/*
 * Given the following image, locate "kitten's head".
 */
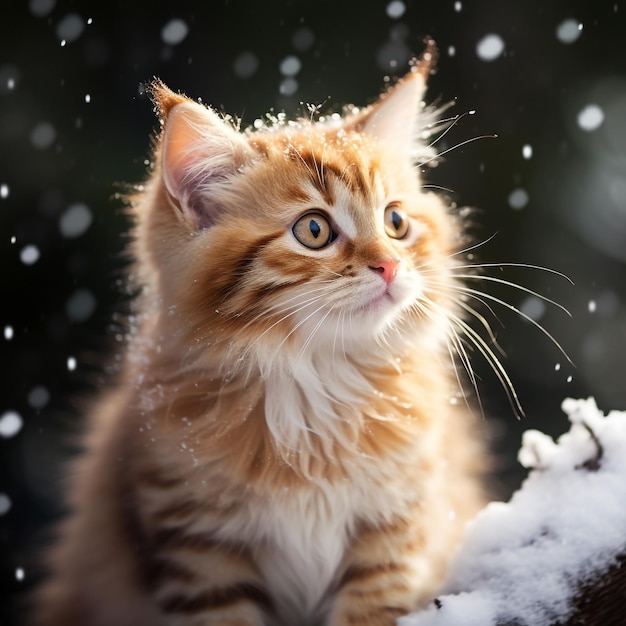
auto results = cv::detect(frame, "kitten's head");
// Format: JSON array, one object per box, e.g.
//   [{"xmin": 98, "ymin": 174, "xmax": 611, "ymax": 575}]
[{"xmin": 138, "ymin": 43, "xmax": 461, "ymax": 368}]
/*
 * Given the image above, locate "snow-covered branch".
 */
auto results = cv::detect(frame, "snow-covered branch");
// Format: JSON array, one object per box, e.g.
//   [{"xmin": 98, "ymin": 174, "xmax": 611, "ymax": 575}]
[{"xmin": 401, "ymin": 398, "xmax": 626, "ymax": 626}]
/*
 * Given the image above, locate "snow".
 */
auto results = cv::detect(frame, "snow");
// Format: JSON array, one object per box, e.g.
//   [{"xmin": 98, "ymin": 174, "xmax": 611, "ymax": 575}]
[
  {"xmin": 0, "ymin": 64, "xmax": 19, "ymax": 93},
  {"xmin": 19, "ymin": 244, "xmax": 40, "ymax": 265},
  {"xmin": 27, "ymin": 385, "xmax": 50, "ymax": 409},
  {"xmin": 522, "ymin": 144, "xmax": 533, "ymax": 159},
  {"xmin": 30, "ymin": 122, "xmax": 56, "ymax": 149},
  {"xmin": 376, "ymin": 24, "xmax": 411, "ymax": 71},
  {"xmin": 0, "ymin": 411, "xmax": 23, "ymax": 438},
  {"xmin": 476, "ymin": 34, "xmax": 505, "ymax": 61},
  {"xmin": 556, "ymin": 19, "xmax": 583, "ymax": 44},
  {"xmin": 279, "ymin": 56, "xmax": 302, "ymax": 77},
  {"xmin": 386, "ymin": 1, "xmax": 406, "ymax": 19},
  {"xmin": 65, "ymin": 288, "xmax": 97, "ymax": 322},
  {"xmin": 29, "ymin": 0, "xmax": 55, "ymax": 18},
  {"xmin": 518, "ymin": 295, "xmax": 546, "ymax": 321},
  {"xmin": 67, "ymin": 356, "xmax": 77, "ymax": 371},
  {"xmin": 0, "ymin": 493, "xmax": 11, "ymax": 515},
  {"xmin": 577, "ymin": 104, "xmax": 604, "ymax": 131},
  {"xmin": 400, "ymin": 398, "xmax": 626, "ymax": 626},
  {"xmin": 4, "ymin": 325, "xmax": 13, "ymax": 340},
  {"xmin": 279, "ymin": 78, "xmax": 298, "ymax": 96},
  {"xmin": 59, "ymin": 202, "xmax": 93, "ymax": 238},
  {"xmin": 507, "ymin": 187, "xmax": 529, "ymax": 210},
  {"xmin": 233, "ymin": 52, "xmax": 259, "ymax": 79},
  {"xmin": 161, "ymin": 19, "xmax": 189, "ymax": 46},
  {"xmin": 292, "ymin": 27, "xmax": 315, "ymax": 52},
  {"xmin": 55, "ymin": 13, "xmax": 85, "ymax": 44}
]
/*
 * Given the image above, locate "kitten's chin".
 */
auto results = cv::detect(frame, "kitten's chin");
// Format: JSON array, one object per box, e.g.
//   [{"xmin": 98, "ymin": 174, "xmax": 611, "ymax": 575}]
[
  {"xmin": 366, "ymin": 276, "xmax": 417, "ymax": 313},
  {"xmin": 350, "ymin": 281, "xmax": 418, "ymax": 335}
]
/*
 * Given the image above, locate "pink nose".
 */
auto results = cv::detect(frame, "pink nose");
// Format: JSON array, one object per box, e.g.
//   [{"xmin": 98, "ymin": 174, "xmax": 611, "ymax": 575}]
[{"xmin": 369, "ymin": 259, "xmax": 399, "ymax": 285}]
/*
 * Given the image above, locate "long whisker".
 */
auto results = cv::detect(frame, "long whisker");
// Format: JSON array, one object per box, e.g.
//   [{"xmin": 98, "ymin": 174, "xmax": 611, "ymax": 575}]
[
  {"xmin": 277, "ymin": 301, "xmax": 330, "ymax": 353},
  {"xmin": 341, "ymin": 308, "xmax": 349, "ymax": 367},
  {"xmin": 416, "ymin": 134, "xmax": 498, "ymax": 168},
  {"xmin": 450, "ymin": 263, "xmax": 574, "ymax": 285},
  {"xmin": 423, "ymin": 110, "xmax": 476, "ymax": 150},
  {"xmin": 446, "ymin": 325, "xmax": 484, "ymax": 417},
  {"xmin": 449, "ymin": 274, "xmax": 572, "ymax": 318},
  {"xmin": 457, "ymin": 285, "xmax": 574, "ymax": 365},
  {"xmin": 239, "ymin": 291, "xmax": 330, "ymax": 361},
  {"xmin": 417, "ymin": 234, "xmax": 500, "ymax": 269},
  {"xmin": 444, "ymin": 306, "xmax": 525, "ymax": 418},
  {"xmin": 455, "ymin": 299, "xmax": 504, "ymax": 352},
  {"xmin": 297, "ymin": 304, "xmax": 335, "ymax": 364},
  {"xmin": 240, "ymin": 290, "xmax": 327, "ymax": 333},
  {"xmin": 410, "ymin": 299, "xmax": 483, "ymax": 417},
  {"xmin": 421, "ymin": 111, "xmax": 461, "ymax": 130},
  {"xmin": 421, "ymin": 184, "xmax": 456, "ymax": 194},
  {"xmin": 332, "ymin": 306, "xmax": 350, "ymax": 371}
]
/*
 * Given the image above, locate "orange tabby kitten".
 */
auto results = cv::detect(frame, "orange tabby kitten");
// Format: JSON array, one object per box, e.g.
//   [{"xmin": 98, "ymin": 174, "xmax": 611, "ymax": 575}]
[{"xmin": 33, "ymin": 44, "xmax": 485, "ymax": 626}]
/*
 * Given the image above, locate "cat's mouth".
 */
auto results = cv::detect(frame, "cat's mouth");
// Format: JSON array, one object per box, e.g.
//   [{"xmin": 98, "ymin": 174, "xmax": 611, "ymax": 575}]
[
  {"xmin": 355, "ymin": 274, "xmax": 418, "ymax": 320},
  {"xmin": 368, "ymin": 286, "xmax": 394, "ymax": 309},
  {"xmin": 356, "ymin": 283, "xmax": 406, "ymax": 318}
]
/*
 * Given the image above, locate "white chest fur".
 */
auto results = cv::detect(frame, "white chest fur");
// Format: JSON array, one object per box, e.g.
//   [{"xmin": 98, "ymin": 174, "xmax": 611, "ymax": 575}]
[
  {"xmin": 213, "ymin": 448, "xmax": 416, "ymax": 625},
  {"xmin": 214, "ymin": 344, "xmax": 421, "ymax": 621},
  {"xmin": 256, "ymin": 483, "xmax": 354, "ymax": 620}
]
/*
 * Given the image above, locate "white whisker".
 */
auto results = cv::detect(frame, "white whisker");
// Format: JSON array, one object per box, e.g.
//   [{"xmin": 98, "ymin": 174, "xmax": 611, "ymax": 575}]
[
  {"xmin": 423, "ymin": 109, "xmax": 475, "ymax": 151},
  {"xmin": 421, "ymin": 184, "xmax": 455, "ymax": 194},
  {"xmin": 451, "ymin": 234, "xmax": 499, "ymax": 258},
  {"xmin": 416, "ymin": 134, "xmax": 498, "ymax": 168},
  {"xmin": 238, "ymin": 290, "xmax": 331, "ymax": 365},
  {"xmin": 332, "ymin": 306, "xmax": 346, "ymax": 372},
  {"xmin": 452, "ymin": 273, "xmax": 573, "ymax": 317},
  {"xmin": 411, "ymin": 299, "xmax": 483, "ymax": 417},
  {"xmin": 297, "ymin": 304, "xmax": 335, "ymax": 364},
  {"xmin": 277, "ymin": 301, "xmax": 330, "ymax": 353},
  {"xmin": 450, "ymin": 262, "xmax": 574, "ymax": 284},
  {"xmin": 455, "ymin": 285, "xmax": 573, "ymax": 365},
  {"xmin": 455, "ymin": 299, "xmax": 504, "ymax": 353},
  {"xmin": 444, "ymin": 306, "xmax": 525, "ymax": 418},
  {"xmin": 239, "ymin": 279, "xmax": 339, "ymax": 329}
]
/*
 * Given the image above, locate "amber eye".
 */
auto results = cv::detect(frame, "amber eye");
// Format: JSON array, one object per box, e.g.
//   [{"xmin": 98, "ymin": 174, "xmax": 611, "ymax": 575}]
[
  {"xmin": 384, "ymin": 204, "xmax": 410, "ymax": 239},
  {"xmin": 292, "ymin": 212, "xmax": 337, "ymax": 249}
]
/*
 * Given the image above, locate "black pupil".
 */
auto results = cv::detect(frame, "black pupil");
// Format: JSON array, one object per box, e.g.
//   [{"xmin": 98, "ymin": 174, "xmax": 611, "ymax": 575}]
[
  {"xmin": 391, "ymin": 211, "xmax": 401, "ymax": 230},
  {"xmin": 309, "ymin": 219, "xmax": 321, "ymax": 239}
]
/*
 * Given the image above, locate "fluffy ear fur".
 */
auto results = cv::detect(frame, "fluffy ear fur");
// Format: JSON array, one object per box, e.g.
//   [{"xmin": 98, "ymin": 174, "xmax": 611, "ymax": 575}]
[
  {"xmin": 150, "ymin": 81, "xmax": 252, "ymax": 229},
  {"xmin": 348, "ymin": 40, "xmax": 437, "ymax": 160}
]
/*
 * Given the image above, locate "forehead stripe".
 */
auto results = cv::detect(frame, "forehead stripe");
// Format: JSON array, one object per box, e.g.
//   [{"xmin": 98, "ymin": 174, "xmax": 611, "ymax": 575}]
[{"xmin": 290, "ymin": 146, "xmax": 373, "ymax": 203}]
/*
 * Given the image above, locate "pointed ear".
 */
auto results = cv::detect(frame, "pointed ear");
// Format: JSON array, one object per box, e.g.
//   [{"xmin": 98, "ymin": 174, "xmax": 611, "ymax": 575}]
[
  {"xmin": 348, "ymin": 41, "xmax": 437, "ymax": 159},
  {"xmin": 150, "ymin": 81, "xmax": 251, "ymax": 229}
]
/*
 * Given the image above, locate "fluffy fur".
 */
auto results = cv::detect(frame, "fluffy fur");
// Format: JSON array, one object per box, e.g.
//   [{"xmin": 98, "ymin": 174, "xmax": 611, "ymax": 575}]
[{"xmin": 33, "ymin": 43, "xmax": 486, "ymax": 626}]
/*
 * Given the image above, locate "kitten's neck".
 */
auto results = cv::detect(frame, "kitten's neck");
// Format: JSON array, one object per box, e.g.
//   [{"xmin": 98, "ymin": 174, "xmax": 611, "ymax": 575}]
[{"xmin": 128, "ymin": 308, "xmax": 445, "ymax": 480}]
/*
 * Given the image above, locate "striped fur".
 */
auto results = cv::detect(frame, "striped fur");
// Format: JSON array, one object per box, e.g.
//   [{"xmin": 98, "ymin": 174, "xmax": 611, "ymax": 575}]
[{"xmin": 33, "ymin": 44, "xmax": 486, "ymax": 626}]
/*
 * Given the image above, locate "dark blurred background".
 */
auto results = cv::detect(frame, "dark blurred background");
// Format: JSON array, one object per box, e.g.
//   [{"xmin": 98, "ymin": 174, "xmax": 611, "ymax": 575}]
[{"xmin": 1, "ymin": 0, "xmax": 625, "ymax": 623}]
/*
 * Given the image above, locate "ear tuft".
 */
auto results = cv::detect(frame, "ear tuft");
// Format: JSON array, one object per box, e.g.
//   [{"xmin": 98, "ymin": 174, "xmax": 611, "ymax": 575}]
[
  {"xmin": 347, "ymin": 40, "xmax": 438, "ymax": 161},
  {"xmin": 409, "ymin": 37, "xmax": 438, "ymax": 80},
  {"xmin": 148, "ymin": 79, "xmax": 189, "ymax": 121},
  {"xmin": 151, "ymin": 80, "xmax": 251, "ymax": 229}
]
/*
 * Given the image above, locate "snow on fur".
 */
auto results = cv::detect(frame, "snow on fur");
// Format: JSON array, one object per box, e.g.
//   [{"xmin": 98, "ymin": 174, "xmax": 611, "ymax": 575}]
[{"xmin": 400, "ymin": 397, "xmax": 626, "ymax": 626}]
